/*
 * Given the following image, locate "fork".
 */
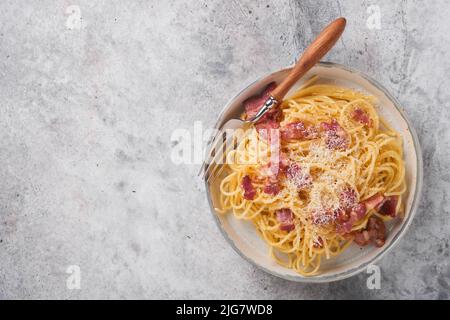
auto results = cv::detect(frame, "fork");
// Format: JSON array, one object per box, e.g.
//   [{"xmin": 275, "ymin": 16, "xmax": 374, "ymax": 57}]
[{"xmin": 200, "ymin": 17, "xmax": 347, "ymax": 184}]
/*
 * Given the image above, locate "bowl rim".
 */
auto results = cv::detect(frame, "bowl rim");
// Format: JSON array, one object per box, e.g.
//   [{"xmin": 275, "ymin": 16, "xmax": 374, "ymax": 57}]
[{"xmin": 205, "ymin": 61, "xmax": 423, "ymax": 283}]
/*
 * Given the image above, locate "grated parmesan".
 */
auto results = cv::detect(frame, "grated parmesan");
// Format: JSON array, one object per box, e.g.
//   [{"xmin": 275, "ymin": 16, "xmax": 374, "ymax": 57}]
[{"xmin": 297, "ymin": 143, "xmax": 350, "ymax": 227}]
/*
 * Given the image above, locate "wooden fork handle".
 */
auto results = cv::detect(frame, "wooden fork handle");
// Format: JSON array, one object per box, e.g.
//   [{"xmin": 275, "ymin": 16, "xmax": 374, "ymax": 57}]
[{"xmin": 270, "ymin": 17, "xmax": 346, "ymax": 102}]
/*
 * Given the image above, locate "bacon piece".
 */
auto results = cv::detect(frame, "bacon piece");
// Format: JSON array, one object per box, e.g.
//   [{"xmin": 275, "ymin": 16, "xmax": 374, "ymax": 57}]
[
  {"xmin": 334, "ymin": 208, "xmax": 350, "ymax": 223},
  {"xmin": 268, "ymin": 120, "xmax": 281, "ymax": 154},
  {"xmin": 285, "ymin": 163, "xmax": 312, "ymax": 189},
  {"xmin": 352, "ymin": 203, "xmax": 367, "ymax": 220},
  {"xmin": 257, "ymin": 122, "xmax": 283, "ymax": 186},
  {"xmin": 280, "ymin": 121, "xmax": 318, "ymax": 141},
  {"xmin": 260, "ymin": 152, "xmax": 289, "ymax": 186},
  {"xmin": 335, "ymin": 188, "xmax": 367, "ymax": 233},
  {"xmin": 339, "ymin": 188, "xmax": 358, "ymax": 210},
  {"xmin": 376, "ymin": 195, "xmax": 399, "ymax": 217},
  {"xmin": 263, "ymin": 182, "xmax": 280, "ymax": 195},
  {"xmin": 367, "ymin": 216, "xmax": 386, "ymax": 247},
  {"xmin": 363, "ymin": 193, "xmax": 385, "ymax": 211},
  {"xmin": 336, "ymin": 204, "xmax": 367, "ymax": 235},
  {"xmin": 260, "ymin": 160, "xmax": 284, "ymax": 181},
  {"xmin": 259, "ymin": 140, "xmax": 286, "ymax": 179},
  {"xmin": 351, "ymin": 108, "xmax": 372, "ymax": 127},
  {"xmin": 244, "ymin": 82, "xmax": 278, "ymax": 122},
  {"xmin": 362, "ymin": 194, "xmax": 399, "ymax": 217},
  {"xmin": 353, "ymin": 230, "xmax": 370, "ymax": 246},
  {"xmin": 276, "ymin": 208, "xmax": 295, "ymax": 232},
  {"xmin": 255, "ymin": 120, "xmax": 280, "ymax": 141},
  {"xmin": 320, "ymin": 119, "xmax": 349, "ymax": 150},
  {"xmin": 241, "ymin": 175, "xmax": 256, "ymax": 200},
  {"xmin": 279, "ymin": 152, "xmax": 289, "ymax": 171},
  {"xmin": 312, "ymin": 209, "xmax": 335, "ymax": 226},
  {"xmin": 336, "ymin": 220, "xmax": 354, "ymax": 234},
  {"xmin": 352, "ymin": 216, "xmax": 386, "ymax": 247}
]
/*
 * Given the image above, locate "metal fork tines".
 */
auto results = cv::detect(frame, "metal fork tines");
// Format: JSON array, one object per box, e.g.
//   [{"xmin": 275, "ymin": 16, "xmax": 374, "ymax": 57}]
[
  {"xmin": 199, "ymin": 96, "xmax": 278, "ymax": 184},
  {"xmin": 200, "ymin": 121, "xmax": 242, "ymax": 185}
]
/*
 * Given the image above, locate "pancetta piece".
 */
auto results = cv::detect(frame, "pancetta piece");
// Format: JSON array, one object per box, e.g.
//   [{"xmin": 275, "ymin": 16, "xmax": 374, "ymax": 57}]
[
  {"xmin": 285, "ymin": 163, "xmax": 312, "ymax": 189},
  {"xmin": 376, "ymin": 195, "xmax": 399, "ymax": 217},
  {"xmin": 276, "ymin": 208, "xmax": 295, "ymax": 232},
  {"xmin": 320, "ymin": 119, "xmax": 349, "ymax": 150},
  {"xmin": 241, "ymin": 175, "xmax": 256, "ymax": 200},
  {"xmin": 351, "ymin": 107, "xmax": 372, "ymax": 127},
  {"xmin": 280, "ymin": 121, "xmax": 318, "ymax": 141}
]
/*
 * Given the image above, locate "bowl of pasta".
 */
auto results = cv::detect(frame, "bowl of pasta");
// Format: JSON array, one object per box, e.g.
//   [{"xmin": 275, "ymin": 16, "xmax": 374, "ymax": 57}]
[{"xmin": 206, "ymin": 62, "xmax": 422, "ymax": 282}]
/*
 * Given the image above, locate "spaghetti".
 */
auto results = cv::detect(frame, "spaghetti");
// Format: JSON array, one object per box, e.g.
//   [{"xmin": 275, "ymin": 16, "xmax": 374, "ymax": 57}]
[{"xmin": 215, "ymin": 78, "xmax": 406, "ymax": 276}]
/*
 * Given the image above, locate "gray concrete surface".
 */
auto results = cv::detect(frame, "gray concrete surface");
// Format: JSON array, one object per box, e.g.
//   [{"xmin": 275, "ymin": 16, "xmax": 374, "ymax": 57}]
[{"xmin": 0, "ymin": 0, "xmax": 449, "ymax": 299}]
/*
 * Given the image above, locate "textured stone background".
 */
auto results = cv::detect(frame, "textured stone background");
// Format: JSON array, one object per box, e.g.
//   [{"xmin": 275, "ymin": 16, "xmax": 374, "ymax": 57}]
[{"xmin": 0, "ymin": 0, "xmax": 449, "ymax": 299}]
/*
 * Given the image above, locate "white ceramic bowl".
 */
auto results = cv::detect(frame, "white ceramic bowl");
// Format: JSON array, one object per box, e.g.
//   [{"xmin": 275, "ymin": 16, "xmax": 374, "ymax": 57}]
[{"xmin": 205, "ymin": 62, "xmax": 423, "ymax": 282}]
